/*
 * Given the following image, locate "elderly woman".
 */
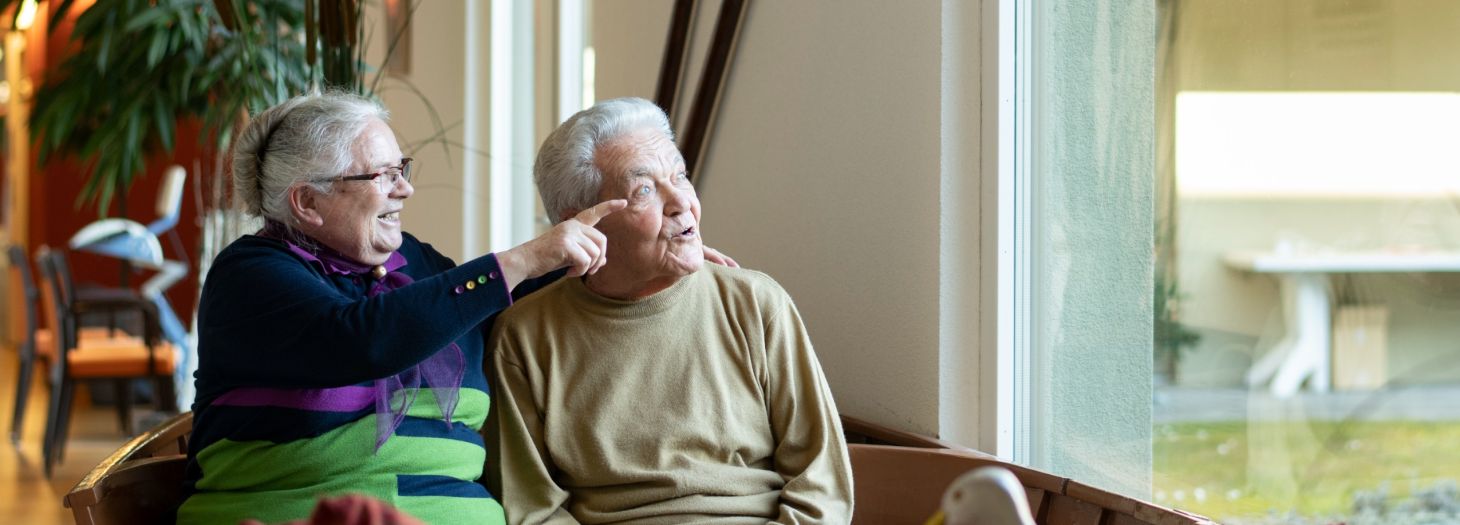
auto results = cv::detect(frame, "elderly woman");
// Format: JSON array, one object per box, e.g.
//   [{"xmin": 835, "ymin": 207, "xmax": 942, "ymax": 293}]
[{"xmin": 177, "ymin": 92, "xmax": 732, "ymax": 525}]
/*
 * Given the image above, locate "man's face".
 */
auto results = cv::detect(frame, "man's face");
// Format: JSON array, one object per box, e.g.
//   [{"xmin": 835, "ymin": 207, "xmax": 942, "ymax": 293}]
[{"xmin": 591, "ymin": 127, "xmax": 704, "ymax": 285}]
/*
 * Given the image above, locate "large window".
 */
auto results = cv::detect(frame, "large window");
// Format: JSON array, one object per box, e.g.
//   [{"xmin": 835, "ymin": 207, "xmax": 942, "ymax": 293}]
[{"xmin": 1026, "ymin": 1, "xmax": 1460, "ymax": 522}]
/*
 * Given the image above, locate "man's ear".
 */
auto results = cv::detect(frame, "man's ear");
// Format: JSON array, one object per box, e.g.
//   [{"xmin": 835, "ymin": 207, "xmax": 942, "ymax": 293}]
[
  {"xmin": 288, "ymin": 185, "xmax": 326, "ymax": 227},
  {"xmin": 559, "ymin": 208, "xmax": 581, "ymax": 223}
]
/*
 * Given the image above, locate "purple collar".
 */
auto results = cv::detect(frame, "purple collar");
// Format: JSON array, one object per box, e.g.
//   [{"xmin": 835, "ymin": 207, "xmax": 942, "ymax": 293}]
[{"xmin": 261, "ymin": 220, "xmax": 408, "ymax": 277}]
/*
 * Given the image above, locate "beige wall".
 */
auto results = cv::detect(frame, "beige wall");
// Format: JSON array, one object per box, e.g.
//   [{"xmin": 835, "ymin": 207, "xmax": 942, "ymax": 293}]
[
  {"xmin": 364, "ymin": 2, "xmax": 473, "ymax": 261},
  {"xmin": 589, "ymin": 0, "xmax": 671, "ymax": 103},
  {"xmin": 1171, "ymin": 0, "xmax": 1460, "ymax": 386}
]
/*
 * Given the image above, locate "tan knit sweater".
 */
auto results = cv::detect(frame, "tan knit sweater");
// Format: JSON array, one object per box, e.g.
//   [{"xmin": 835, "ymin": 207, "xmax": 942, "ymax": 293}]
[{"xmin": 491, "ymin": 264, "xmax": 852, "ymax": 524}]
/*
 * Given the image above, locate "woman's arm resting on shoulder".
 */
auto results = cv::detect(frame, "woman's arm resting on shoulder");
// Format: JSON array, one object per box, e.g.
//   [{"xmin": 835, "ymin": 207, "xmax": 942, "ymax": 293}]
[{"xmin": 703, "ymin": 246, "xmax": 739, "ymax": 268}]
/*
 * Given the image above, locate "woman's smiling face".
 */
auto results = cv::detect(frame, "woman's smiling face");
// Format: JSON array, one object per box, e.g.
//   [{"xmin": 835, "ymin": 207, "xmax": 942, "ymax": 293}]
[{"xmin": 307, "ymin": 118, "xmax": 413, "ymax": 265}]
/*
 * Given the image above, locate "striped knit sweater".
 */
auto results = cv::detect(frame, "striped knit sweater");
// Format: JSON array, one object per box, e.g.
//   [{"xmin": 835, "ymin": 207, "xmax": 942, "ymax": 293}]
[{"xmin": 179, "ymin": 232, "xmax": 554, "ymax": 525}]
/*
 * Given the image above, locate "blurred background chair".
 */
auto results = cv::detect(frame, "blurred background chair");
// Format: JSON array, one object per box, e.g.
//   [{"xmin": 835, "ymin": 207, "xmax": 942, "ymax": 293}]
[
  {"xmin": 35, "ymin": 247, "xmax": 177, "ymax": 477},
  {"xmin": 68, "ymin": 166, "xmax": 191, "ymax": 409},
  {"xmin": 8, "ymin": 244, "xmax": 145, "ymax": 446}
]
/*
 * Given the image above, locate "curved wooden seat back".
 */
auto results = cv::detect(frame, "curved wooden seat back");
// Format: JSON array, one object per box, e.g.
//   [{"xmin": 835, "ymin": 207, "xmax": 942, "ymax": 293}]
[
  {"xmin": 35, "ymin": 247, "xmax": 178, "ymax": 476},
  {"xmin": 67, "ymin": 414, "xmax": 1216, "ymax": 525},
  {"xmin": 848, "ymin": 444, "xmax": 1215, "ymax": 525},
  {"xmin": 64, "ymin": 411, "xmax": 192, "ymax": 525}
]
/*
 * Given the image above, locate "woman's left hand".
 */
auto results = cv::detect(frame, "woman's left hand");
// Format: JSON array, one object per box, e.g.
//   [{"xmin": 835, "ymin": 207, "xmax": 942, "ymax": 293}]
[{"xmin": 704, "ymin": 247, "xmax": 739, "ymax": 268}]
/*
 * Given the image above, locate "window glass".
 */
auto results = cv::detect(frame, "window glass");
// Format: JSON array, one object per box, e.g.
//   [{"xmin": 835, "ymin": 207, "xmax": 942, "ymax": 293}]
[{"xmin": 1150, "ymin": 1, "xmax": 1460, "ymax": 522}]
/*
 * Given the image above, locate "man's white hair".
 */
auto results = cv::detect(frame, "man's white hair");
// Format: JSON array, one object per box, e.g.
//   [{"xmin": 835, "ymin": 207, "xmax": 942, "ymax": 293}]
[{"xmin": 534, "ymin": 97, "xmax": 675, "ymax": 223}]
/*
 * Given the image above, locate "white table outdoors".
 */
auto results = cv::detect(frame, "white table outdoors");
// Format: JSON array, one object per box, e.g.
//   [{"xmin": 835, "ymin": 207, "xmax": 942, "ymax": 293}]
[{"xmin": 1224, "ymin": 250, "xmax": 1460, "ymax": 398}]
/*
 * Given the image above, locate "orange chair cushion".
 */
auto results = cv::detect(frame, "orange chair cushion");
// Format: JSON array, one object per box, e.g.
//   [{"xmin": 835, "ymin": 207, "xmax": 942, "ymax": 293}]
[
  {"xmin": 67, "ymin": 341, "xmax": 177, "ymax": 378},
  {"xmin": 35, "ymin": 327, "xmax": 141, "ymax": 361}
]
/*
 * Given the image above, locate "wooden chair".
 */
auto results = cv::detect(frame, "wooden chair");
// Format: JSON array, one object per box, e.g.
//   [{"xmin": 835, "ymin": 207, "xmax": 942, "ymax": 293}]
[
  {"xmin": 842, "ymin": 415, "xmax": 1215, "ymax": 524},
  {"xmin": 8, "ymin": 245, "xmax": 144, "ymax": 445},
  {"xmin": 64, "ymin": 411, "xmax": 191, "ymax": 525},
  {"xmin": 842, "ymin": 414, "xmax": 972, "ymax": 450},
  {"xmin": 848, "ymin": 445, "xmax": 1216, "ymax": 525},
  {"xmin": 35, "ymin": 247, "xmax": 177, "ymax": 477}
]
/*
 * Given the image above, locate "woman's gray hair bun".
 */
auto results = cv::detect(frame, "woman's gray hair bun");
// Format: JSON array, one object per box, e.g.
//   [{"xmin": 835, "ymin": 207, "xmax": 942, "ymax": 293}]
[{"xmin": 231, "ymin": 92, "xmax": 389, "ymax": 221}]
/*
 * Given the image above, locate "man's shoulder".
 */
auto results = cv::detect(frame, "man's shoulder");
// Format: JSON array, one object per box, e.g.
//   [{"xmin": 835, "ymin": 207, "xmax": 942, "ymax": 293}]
[
  {"xmin": 496, "ymin": 276, "xmax": 575, "ymax": 324},
  {"xmin": 701, "ymin": 263, "xmax": 795, "ymax": 309}
]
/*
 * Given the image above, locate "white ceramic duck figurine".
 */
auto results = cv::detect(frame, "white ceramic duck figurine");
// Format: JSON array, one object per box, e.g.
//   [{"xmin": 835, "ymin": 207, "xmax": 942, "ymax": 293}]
[{"xmin": 923, "ymin": 466, "xmax": 1037, "ymax": 525}]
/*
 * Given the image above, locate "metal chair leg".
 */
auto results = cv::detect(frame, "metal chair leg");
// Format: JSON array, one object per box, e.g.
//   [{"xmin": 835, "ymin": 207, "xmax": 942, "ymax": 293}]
[
  {"xmin": 56, "ymin": 380, "xmax": 77, "ymax": 465},
  {"xmin": 42, "ymin": 378, "xmax": 70, "ymax": 478},
  {"xmin": 114, "ymin": 379, "xmax": 134, "ymax": 436},
  {"xmin": 153, "ymin": 374, "xmax": 177, "ymax": 413},
  {"xmin": 11, "ymin": 344, "xmax": 34, "ymax": 446}
]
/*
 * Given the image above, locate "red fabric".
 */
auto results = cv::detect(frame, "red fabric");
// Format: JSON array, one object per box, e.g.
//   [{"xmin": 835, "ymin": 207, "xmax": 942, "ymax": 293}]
[{"xmin": 240, "ymin": 495, "xmax": 425, "ymax": 525}]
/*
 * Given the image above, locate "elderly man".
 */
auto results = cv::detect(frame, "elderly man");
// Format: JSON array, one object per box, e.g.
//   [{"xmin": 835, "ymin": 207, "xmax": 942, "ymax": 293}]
[{"xmin": 492, "ymin": 97, "xmax": 853, "ymax": 524}]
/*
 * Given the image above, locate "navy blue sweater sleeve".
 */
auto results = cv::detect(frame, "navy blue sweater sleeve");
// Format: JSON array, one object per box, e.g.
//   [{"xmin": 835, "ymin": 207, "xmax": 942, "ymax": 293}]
[{"xmin": 195, "ymin": 234, "xmax": 513, "ymax": 393}]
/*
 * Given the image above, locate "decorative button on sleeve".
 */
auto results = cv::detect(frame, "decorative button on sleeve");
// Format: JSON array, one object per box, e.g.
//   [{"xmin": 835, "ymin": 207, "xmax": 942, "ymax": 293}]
[{"xmin": 454, "ymin": 270, "xmax": 500, "ymax": 296}]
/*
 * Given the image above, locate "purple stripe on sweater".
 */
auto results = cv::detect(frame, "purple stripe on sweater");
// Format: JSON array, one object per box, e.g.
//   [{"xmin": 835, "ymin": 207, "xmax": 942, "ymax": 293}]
[{"xmin": 212, "ymin": 386, "xmax": 376, "ymax": 412}]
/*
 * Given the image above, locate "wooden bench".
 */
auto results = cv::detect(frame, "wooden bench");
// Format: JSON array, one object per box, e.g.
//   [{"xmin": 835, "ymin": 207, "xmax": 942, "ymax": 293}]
[{"xmin": 64, "ymin": 412, "xmax": 1215, "ymax": 525}]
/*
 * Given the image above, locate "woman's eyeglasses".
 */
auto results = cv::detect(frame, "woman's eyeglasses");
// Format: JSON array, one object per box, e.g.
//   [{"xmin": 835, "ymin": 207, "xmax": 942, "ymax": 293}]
[{"xmin": 324, "ymin": 157, "xmax": 414, "ymax": 193}]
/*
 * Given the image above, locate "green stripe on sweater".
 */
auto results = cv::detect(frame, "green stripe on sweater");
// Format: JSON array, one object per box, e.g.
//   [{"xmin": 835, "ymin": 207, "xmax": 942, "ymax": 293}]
[{"xmin": 178, "ymin": 389, "xmax": 501, "ymax": 524}]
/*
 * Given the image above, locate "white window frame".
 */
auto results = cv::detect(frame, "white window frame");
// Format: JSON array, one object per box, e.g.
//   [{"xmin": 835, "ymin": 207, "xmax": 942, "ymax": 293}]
[{"xmin": 979, "ymin": 0, "xmax": 1034, "ymax": 464}]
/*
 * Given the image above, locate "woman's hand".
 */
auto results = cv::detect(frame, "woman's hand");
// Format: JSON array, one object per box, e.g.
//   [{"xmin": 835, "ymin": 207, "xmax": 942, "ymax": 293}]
[
  {"xmin": 498, "ymin": 200, "xmax": 627, "ymax": 291},
  {"xmin": 703, "ymin": 247, "xmax": 739, "ymax": 268}
]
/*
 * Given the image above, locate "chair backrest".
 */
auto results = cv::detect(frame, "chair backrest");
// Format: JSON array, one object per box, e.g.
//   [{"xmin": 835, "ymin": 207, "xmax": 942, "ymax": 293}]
[
  {"xmin": 848, "ymin": 444, "xmax": 1215, "ymax": 525},
  {"xmin": 36, "ymin": 248, "xmax": 168, "ymax": 377},
  {"xmin": 148, "ymin": 165, "xmax": 186, "ymax": 235},
  {"xmin": 33, "ymin": 247, "xmax": 73, "ymax": 358},
  {"xmin": 46, "ymin": 246, "xmax": 81, "ymax": 308},
  {"xmin": 6, "ymin": 245, "xmax": 39, "ymax": 356},
  {"xmin": 842, "ymin": 414, "xmax": 969, "ymax": 450},
  {"xmin": 65, "ymin": 411, "xmax": 192, "ymax": 525}
]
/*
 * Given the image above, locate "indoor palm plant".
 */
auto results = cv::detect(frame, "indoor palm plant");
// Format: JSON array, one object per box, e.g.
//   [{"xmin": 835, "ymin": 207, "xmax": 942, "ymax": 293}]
[{"xmin": 14, "ymin": 0, "xmax": 301, "ymax": 212}]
